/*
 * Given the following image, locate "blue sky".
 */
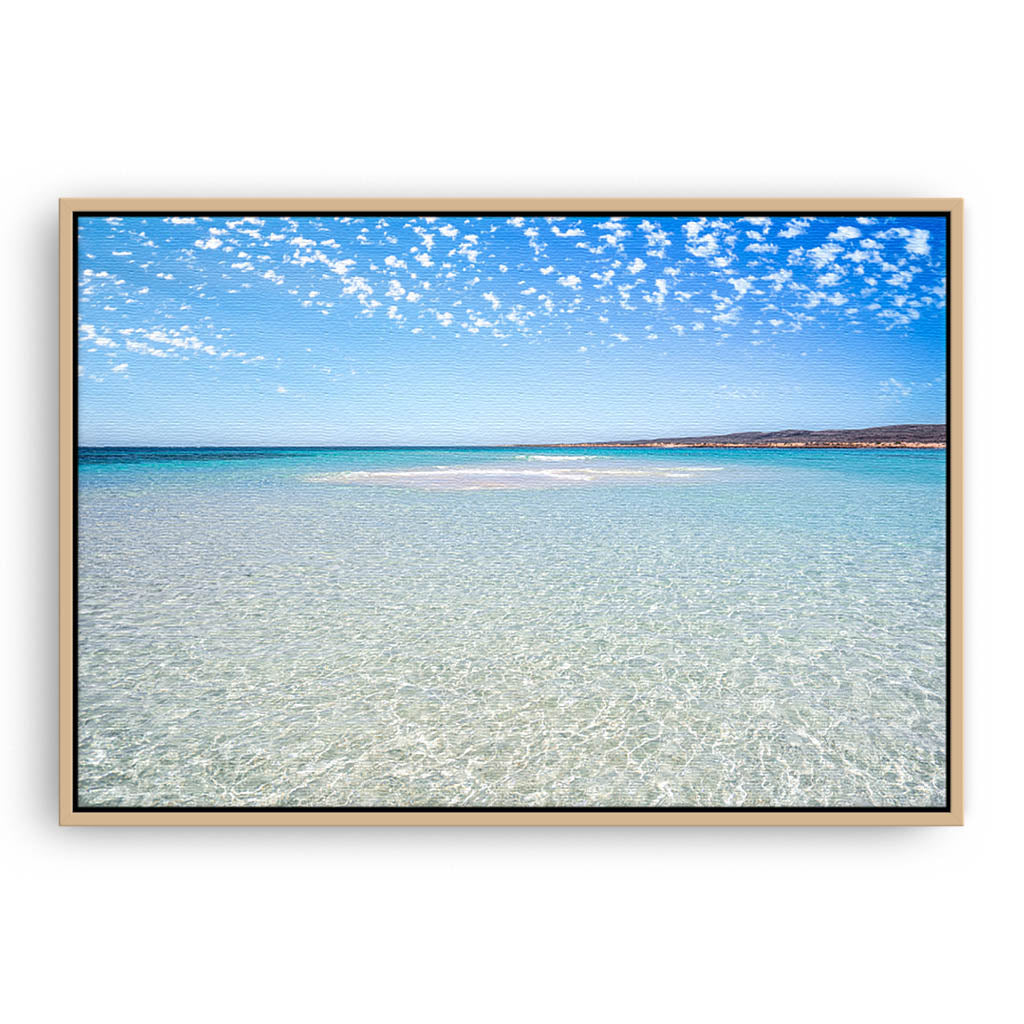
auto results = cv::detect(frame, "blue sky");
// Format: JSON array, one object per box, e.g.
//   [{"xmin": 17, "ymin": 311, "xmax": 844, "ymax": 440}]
[{"xmin": 77, "ymin": 213, "xmax": 947, "ymax": 445}]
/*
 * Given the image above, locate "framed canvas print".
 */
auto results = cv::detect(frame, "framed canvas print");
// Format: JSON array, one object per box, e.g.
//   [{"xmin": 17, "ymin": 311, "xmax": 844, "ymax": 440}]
[{"xmin": 59, "ymin": 198, "xmax": 963, "ymax": 825}]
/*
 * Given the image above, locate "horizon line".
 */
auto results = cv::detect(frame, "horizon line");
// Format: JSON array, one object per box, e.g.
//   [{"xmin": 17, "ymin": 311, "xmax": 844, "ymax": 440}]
[{"xmin": 78, "ymin": 423, "xmax": 947, "ymax": 450}]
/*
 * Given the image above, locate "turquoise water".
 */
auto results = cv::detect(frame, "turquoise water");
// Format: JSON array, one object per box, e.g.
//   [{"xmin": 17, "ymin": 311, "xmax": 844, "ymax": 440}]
[{"xmin": 77, "ymin": 446, "xmax": 947, "ymax": 808}]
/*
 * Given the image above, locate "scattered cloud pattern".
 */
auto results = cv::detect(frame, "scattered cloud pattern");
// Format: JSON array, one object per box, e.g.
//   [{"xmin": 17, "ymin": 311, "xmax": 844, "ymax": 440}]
[{"xmin": 77, "ymin": 213, "xmax": 947, "ymax": 443}]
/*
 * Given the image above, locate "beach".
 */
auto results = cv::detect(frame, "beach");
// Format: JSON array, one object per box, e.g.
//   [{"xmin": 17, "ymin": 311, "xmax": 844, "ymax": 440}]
[{"xmin": 76, "ymin": 445, "xmax": 947, "ymax": 808}]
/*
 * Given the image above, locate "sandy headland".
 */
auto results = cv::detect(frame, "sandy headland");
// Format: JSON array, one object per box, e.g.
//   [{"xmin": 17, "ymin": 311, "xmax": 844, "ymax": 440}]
[{"xmin": 549, "ymin": 424, "xmax": 946, "ymax": 450}]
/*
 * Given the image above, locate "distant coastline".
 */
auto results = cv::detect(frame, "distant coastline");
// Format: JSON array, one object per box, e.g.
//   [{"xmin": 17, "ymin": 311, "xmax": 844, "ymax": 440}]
[
  {"xmin": 79, "ymin": 425, "xmax": 948, "ymax": 452},
  {"xmin": 554, "ymin": 424, "xmax": 946, "ymax": 450}
]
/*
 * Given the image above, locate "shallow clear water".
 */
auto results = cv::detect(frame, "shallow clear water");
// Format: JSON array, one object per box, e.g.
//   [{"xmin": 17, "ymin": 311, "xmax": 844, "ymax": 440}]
[{"xmin": 77, "ymin": 446, "xmax": 947, "ymax": 808}]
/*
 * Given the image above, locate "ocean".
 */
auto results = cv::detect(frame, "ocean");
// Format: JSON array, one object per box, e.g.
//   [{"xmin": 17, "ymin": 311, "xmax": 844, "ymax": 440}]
[{"xmin": 76, "ymin": 446, "xmax": 947, "ymax": 808}]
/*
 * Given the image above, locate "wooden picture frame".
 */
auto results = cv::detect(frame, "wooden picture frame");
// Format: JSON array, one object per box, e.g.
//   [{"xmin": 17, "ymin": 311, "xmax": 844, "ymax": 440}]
[{"xmin": 60, "ymin": 198, "xmax": 963, "ymax": 825}]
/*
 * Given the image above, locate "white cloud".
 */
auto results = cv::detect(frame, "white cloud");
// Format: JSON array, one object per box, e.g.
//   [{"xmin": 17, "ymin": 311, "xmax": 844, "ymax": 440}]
[
  {"xmin": 638, "ymin": 220, "xmax": 671, "ymax": 257},
  {"xmin": 807, "ymin": 242, "xmax": 843, "ymax": 269},
  {"xmin": 879, "ymin": 377, "xmax": 911, "ymax": 398},
  {"xmin": 778, "ymin": 218, "xmax": 811, "ymax": 239},
  {"xmin": 687, "ymin": 234, "xmax": 719, "ymax": 259},
  {"xmin": 644, "ymin": 279, "xmax": 668, "ymax": 306},
  {"xmin": 762, "ymin": 268, "xmax": 792, "ymax": 291},
  {"xmin": 875, "ymin": 226, "xmax": 931, "ymax": 257},
  {"xmin": 886, "ymin": 269, "xmax": 918, "ymax": 288},
  {"xmin": 906, "ymin": 228, "xmax": 931, "ymax": 256}
]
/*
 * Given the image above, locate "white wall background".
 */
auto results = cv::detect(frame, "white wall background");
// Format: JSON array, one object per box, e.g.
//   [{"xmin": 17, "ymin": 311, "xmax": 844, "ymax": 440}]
[{"xmin": 3, "ymin": 2, "xmax": 1020, "ymax": 1020}]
